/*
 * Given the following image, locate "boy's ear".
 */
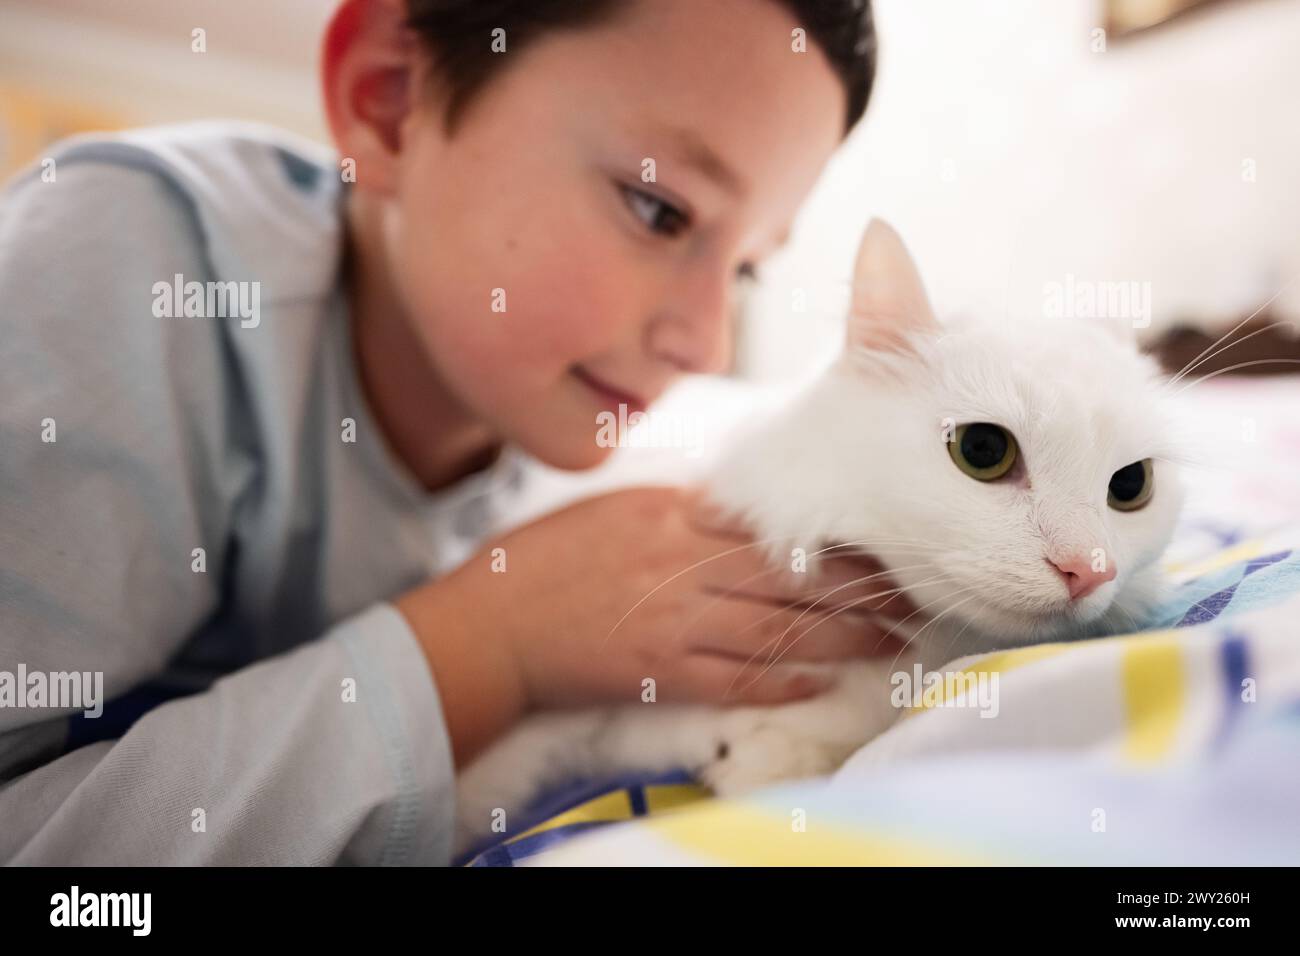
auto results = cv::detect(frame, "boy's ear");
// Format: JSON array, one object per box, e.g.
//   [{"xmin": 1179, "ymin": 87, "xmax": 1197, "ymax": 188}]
[
  {"xmin": 321, "ymin": 0, "xmax": 421, "ymax": 195},
  {"xmin": 846, "ymin": 219, "xmax": 939, "ymax": 354}
]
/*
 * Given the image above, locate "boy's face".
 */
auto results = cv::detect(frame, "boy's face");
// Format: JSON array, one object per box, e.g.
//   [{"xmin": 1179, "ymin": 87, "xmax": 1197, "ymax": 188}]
[{"xmin": 383, "ymin": 0, "xmax": 845, "ymax": 469}]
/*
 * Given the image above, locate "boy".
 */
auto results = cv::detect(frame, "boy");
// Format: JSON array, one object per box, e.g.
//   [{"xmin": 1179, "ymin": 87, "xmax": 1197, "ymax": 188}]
[{"xmin": 0, "ymin": 0, "xmax": 897, "ymax": 864}]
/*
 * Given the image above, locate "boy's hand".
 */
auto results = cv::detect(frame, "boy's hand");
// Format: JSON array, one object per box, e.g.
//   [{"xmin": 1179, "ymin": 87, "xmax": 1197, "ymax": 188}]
[{"xmin": 397, "ymin": 486, "xmax": 915, "ymax": 765}]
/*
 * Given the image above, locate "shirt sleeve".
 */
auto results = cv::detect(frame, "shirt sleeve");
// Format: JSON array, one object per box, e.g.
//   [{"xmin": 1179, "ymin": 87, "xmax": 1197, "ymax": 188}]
[
  {"xmin": 0, "ymin": 153, "xmax": 457, "ymax": 864},
  {"xmin": 1, "ymin": 603, "xmax": 456, "ymax": 865}
]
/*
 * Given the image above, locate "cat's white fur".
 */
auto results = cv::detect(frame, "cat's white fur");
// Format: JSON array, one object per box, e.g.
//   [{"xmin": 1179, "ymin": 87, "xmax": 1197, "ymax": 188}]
[{"xmin": 454, "ymin": 221, "xmax": 1185, "ymax": 856}]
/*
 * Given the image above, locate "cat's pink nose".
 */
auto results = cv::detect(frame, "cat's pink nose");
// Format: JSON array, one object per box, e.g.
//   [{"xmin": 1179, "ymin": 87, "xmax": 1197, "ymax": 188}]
[{"xmin": 1048, "ymin": 554, "xmax": 1117, "ymax": 600}]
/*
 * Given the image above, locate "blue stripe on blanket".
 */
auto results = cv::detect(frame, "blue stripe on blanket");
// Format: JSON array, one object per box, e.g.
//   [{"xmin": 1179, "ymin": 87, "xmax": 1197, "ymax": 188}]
[
  {"xmin": 457, "ymin": 768, "xmax": 698, "ymax": 867},
  {"xmin": 1176, "ymin": 550, "xmax": 1291, "ymax": 627},
  {"xmin": 1215, "ymin": 633, "xmax": 1250, "ymax": 750}
]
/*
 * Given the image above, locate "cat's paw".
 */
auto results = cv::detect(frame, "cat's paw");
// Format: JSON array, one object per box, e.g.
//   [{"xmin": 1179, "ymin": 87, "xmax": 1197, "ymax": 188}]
[{"xmin": 699, "ymin": 713, "xmax": 848, "ymax": 796}]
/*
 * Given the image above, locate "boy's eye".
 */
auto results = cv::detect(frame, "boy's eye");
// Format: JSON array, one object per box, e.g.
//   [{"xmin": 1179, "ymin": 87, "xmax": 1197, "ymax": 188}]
[{"xmin": 619, "ymin": 184, "xmax": 689, "ymax": 238}]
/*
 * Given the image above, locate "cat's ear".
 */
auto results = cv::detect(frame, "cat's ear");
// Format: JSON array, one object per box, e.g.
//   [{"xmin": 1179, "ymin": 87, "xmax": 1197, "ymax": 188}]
[{"xmin": 847, "ymin": 219, "xmax": 938, "ymax": 354}]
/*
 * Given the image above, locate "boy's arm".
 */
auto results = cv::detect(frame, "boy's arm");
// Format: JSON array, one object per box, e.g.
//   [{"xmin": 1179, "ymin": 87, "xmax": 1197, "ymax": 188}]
[
  {"xmin": 0, "ymin": 158, "xmax": 456, "ymax": 864},
  {"xmin": 0, "ymin": 605, "xmax": 455, "ymax": 865}
]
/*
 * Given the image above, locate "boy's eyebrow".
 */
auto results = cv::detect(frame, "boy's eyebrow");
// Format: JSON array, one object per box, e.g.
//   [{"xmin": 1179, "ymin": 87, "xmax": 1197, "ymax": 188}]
[{"xmin": 656, "ymin": 124, "xmax": 747, "ymax": 199}]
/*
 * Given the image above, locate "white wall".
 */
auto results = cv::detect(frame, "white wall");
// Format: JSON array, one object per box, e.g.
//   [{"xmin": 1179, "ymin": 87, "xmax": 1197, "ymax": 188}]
[{"xmin": 741, "ymin": 0, "xmax": 1300, "ymax": 379}]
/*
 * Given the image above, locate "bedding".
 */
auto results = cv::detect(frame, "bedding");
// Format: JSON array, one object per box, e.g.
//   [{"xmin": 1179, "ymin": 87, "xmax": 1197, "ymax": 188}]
[{"xmin": 463, "ymin": 375, "xmax": 1300, "ymax": 866}]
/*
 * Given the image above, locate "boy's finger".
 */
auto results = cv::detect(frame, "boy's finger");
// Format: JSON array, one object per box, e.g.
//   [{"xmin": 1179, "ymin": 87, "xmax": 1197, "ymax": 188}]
[
  {"xmin": 697, "ymin": 573, "xmax": 919, "ymax": 630},
  {"xmin": 689, "ymin": 601, "xmax": 912, "ymax": 662},
  {"xmin": 695, "ymin": 547, "xmax": 923, "ymax": 623},
  {"xmin": 794, "ymin": 556, "xmax": 923, "ymax": 620},
  {"xmin": 679, "ymin": 654, "xmax": 834, "ymax": 706}
]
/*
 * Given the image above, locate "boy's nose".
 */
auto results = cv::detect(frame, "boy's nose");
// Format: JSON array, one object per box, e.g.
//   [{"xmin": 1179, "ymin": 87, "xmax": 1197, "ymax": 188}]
[
  {"xmin": 1048, "ymin": 554, "xmax": 1117, "ymax": 600},
  {"xmin": 647, "ymin": 298, "xmax": 734, "ymax": 374}
]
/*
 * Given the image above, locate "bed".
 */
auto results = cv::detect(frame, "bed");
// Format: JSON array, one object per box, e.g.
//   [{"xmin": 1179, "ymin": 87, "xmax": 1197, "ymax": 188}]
[{"xmin": 463, "ymin": 374, "xmax": 1300, "ymax": 866}]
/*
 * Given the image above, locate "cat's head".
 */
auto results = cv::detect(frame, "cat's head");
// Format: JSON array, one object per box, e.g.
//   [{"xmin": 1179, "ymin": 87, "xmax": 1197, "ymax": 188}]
[{"xmin": 723, "ymin": 220, "xmax": 1186, "ymax": 647}]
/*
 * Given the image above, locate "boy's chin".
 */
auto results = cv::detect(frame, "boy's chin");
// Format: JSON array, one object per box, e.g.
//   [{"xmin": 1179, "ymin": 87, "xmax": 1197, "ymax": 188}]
[{"xmin": 515, "ymin": 426, "xmax": 616, "ymax": 472}]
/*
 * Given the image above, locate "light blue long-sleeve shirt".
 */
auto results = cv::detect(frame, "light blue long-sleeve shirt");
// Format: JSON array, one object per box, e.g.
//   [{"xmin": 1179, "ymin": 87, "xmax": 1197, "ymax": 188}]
[{"xmin": 0, "ymin": 122, "xmax": 526, "ymax": 864}]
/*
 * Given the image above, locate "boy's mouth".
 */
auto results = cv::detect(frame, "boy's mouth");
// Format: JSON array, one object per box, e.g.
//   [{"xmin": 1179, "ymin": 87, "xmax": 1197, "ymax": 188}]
[{"xmin": 572, "ymin": 366, "xmax": 647, "ymax": 416}]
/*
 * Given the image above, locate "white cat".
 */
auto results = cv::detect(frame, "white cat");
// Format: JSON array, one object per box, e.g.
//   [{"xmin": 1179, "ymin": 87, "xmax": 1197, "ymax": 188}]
[{"xmin": 453, "ymin": 220, "xmax": 1186, "ymax": 856}]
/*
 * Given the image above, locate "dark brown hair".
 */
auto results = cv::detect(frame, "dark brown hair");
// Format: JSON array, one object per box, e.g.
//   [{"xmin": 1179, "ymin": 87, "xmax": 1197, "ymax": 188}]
[{"xmin": 404, "ymin": 0, "xmax": 876, "ymax": 136}]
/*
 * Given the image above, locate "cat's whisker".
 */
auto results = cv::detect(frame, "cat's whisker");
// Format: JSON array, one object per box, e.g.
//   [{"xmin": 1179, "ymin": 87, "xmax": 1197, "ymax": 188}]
[
  {"xmin": 883, "ymin": 586, "xmax": 987, "ymax": 675},
  {"xmin": 1165, "ymin": 319, "xmax": 1296, "ymax": 386},
  {"xmin": 939, "ymin": 602, "xmax": 980, "ymax": 664},
  {"xmin": 601, "ymin": 532, "xmax": 832, "ymax": 646},
  {"xmin": 814, "ymin": 542, "xmax": 955, "ymax": 561},
  {"xmin": 605, "ymin": 532, "xmax": 960, "ymax": 646},
  {"xmin": 679, "ymin": 558, "xmax": 942, "ymax": 649},
  {"xmin": 659, "ymin": 534, "xmax": 954, "ymax": 649},
  {"xmin": 1163, "ymin": 274, "xmax": 1300, "ymax": 383},
  {"xmin": 889, "ymin": 590, "xmax": 985, "ymax": 676},
  {"xmin": 827, "ymin": 535, "xmax": 960, "ymax": 554},
  {"xmin": 1169, "ymin": 359, "xmax": 1300, "ymax": 398},
  {"xmin": 826, "ymin": 541, "xmax": 998, "ymax": 572},
  {"xmin": 749, "ymin": 580, "xmax": 981, "ymax": 691},
  {"xmin": 1167, "ymin": 590, "xmax": 1228, "ymax": 628},
  {"xmin": 723, "ymin": 572, "xmax": 962, "ymax": 698},
  {"xmin": 870, "ymin": 579, "xmax": 982, "ymax": 658},
  {"xmin": 732, "ymin": 575, "xmax": 971, "ymax": 696},
  {"xmin": 754, "ymin": 565, "xmax": 951, "ymax": 668},
  {"xmin": 756, "ymin": 566, "xmax": 952, "ymax": 669},
  {"xmin": 823, "ymin": 537, "xmax": 952, "ymax": 552},
  {"xmin": 738, "ymin": 570, "xmax": 957, "ymax": 679},
  {"xmin": 1109, "ymin": 598, "xmax": 1144, "ymax": 635},
  {"xmin": 1148, "ymin": 450, "xmax": 1207, "ymax": 470}
]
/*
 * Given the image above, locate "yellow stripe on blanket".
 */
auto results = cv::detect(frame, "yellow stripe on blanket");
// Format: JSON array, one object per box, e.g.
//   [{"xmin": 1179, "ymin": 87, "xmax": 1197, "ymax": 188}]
[
  {"xmin": 904, "ymin": 641, "xmax": 1076, "ymax": 715},
  {"xmin": 649, "ymin": 802, "xmax": 996, "ymax": 865},
  {"xmin": 501, "ymin": 783, "xmax": 710, "ymax": 849},
  {"xmin": 513, "ymin": 790, "xmax": 634, "ymax": 842},
  {"xmin": 1120, "ymin": 632, "xmax": 1185, "ymax": 763},
  {"xmin": 645, "ymin": 784, "xmax": 711, "ymax": 814},
  {"xmin": 1163, "ymin": 537, "xmax": 1275, "ymax": 578},
  {"xmin": 965, "ymin": 642, "xmax": 1077, "ymax": 678}
]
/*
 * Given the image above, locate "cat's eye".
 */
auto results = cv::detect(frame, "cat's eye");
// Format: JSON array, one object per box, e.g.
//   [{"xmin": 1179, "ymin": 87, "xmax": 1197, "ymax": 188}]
[
  {"xmin": 948, "ymin": 423, "xmax": 1018, "ymax": 481},
  {"xmin": 1107, "ymin": 459, "xmax": 1154, "ymax": 511},
  {"xmin": 618, "ymin": 183, "xmax": 689, "ymax": 238}
]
